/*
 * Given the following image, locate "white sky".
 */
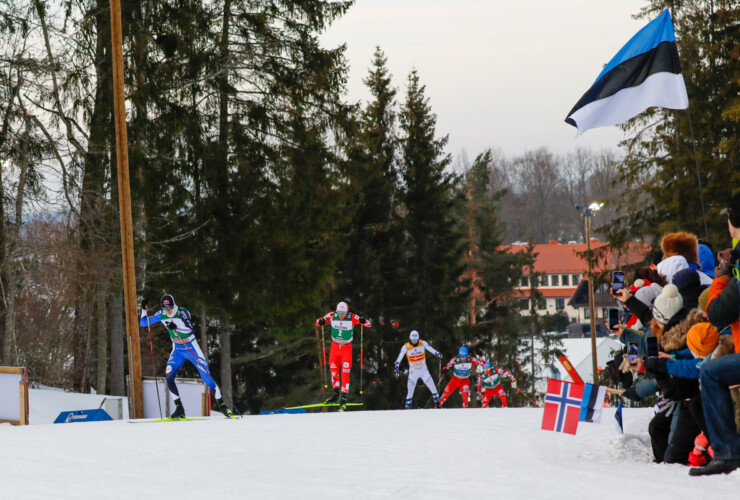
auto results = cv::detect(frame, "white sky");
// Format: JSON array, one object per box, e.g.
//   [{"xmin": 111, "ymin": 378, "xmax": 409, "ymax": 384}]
[{"xmin": 320, "ymin": 0, "xmax": 648, "ymax": 159}]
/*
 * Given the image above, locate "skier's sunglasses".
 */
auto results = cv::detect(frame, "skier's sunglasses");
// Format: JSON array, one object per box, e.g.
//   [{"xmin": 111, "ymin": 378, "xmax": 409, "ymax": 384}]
[{"xmin": 163, "ymin": 304, "xmax": 173, "ymax": 311}]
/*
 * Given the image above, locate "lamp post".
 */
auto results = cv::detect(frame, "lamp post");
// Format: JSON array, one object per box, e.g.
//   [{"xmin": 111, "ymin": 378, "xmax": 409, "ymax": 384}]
[{"xmin": 577, "ymin": 202, "xmax": 603, "ymax": 384}]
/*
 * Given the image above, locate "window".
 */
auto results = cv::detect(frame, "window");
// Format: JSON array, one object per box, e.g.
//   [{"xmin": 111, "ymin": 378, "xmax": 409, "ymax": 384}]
[
  {"xmin": 537, "ymin": 298, "xmax": 546, "ymax": 309},
  {"xmin": 572, "ymin": 274, "xmax": 580, "ymax": 284},
  {"xmin": 556, "ymin": 298, "xmax": 565, "ymax": 310},
  {"xmin": 561, "ymin": 274, "xmax": 569, "ymax": 286},
  {"xmin": 602, "ymin": 307, "xmax": 608, "ymax": 319},
  {"xmin": 540, "ymin": 274, "xmax": 548, "ymax": 286},
  {"xmin": 584, "ymin": 308, "xmax": 590, "ymax": 319},
  {"xmin": 520, "ymin": 275, "xmax": 529, "ymax": 287},
  {"xmin": 551, "ymin": 275, "xmax": 559, "ymax": 286},
  {"xmin": 518, "ymin": 298, "xmax": 529, "ymax": 310}
]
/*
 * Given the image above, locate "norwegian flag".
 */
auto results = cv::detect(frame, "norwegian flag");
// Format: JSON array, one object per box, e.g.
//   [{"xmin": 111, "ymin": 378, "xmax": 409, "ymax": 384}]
[{"xmin": 542, "ymin": 379, "xmax": 584, "ymax": 435}]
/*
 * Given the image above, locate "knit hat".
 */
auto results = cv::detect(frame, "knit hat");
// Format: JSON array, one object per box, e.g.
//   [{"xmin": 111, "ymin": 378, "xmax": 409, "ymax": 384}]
[
  {"xmin": 634, "ymin": 283, "xmax": 662, "ymax": 308},
  {"xmin": 652, "ymin": 284, "xmax": 683, "ymax": 325},
  {"xmin": 629, "ymin": 278, "xmax": 652, "ymax": 294},
  {"xmin": 686, "ymin": 323, "xmax": 719, "ymax": 357},
  {"xmin": 698, "ymin": 287, "xmax": 711, "ymax": 312},
  {"xmin": 657, "ymin": 255, "xmax": 689, "ymax": 284}
]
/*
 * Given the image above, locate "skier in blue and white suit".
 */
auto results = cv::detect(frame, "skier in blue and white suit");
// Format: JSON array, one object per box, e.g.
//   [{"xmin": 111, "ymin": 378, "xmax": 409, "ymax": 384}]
[{"xmin": 140, "ymin": 294, "xmax": 231, "ymax": 418}]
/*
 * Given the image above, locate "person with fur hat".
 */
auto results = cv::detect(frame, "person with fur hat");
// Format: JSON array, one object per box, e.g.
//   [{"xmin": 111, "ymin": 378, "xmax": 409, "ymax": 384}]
[
  {"xmin": 659, "ymin": 232, "xmax": 713, "ymax": 285},
  {"xmin": 691, "ymin": 191, "xmax": 740, "ymax": 476}
]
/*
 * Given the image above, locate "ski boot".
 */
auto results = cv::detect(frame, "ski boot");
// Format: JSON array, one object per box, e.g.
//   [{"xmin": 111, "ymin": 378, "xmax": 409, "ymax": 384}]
[
  {"xmin": 338, "ymin": 393, "xmax": 348, "ymax": 412},
  {"xmin": 216, "ymin": 398, "xmax": 233, "ymax": 418},
  {"xmin": 405, "ymin": 398, "xmax": 413, "ymax": 409},
  {"xmin": 432, "ymin": 394, "xmax": 440, "ymax": 409},
  {"xmin": 324, "ymin": 388, "xmax": 341, "ymax": 405},
  {"xmin": 170, "ymin": 399, "xmax": 186, "ymax": 419}
]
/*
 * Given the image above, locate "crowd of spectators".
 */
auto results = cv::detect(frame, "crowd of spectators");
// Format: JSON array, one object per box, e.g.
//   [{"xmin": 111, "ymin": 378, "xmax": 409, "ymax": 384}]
[{"xmin": 606, "ymin": 191, "xmax": 740, "ymax": 476}]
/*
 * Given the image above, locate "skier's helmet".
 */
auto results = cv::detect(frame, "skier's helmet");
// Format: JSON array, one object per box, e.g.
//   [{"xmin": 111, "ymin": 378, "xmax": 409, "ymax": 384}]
[
  {"xmin": 409, "ymin": 330, "xmax": 420, "ymax": 342},
  {"xmin": 484, "ymin": 362, "xmax": 492, "ymax": 370},
  {"xmin": 161, "ymin": 294, "xmax": 175, "ymax": 311},
  {"xmin": 458, "ymin": 346, "xmax": 469, "ymax": 357},
  {"xmin": 336, "ymin": 301, "xmax": 349, "ymax": 315}
]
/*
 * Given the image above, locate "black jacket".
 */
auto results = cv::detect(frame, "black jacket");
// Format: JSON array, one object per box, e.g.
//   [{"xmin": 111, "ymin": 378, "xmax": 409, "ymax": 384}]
[{"xmin": 707, "ymin": 277, "xmax": 740, "ymax": 331}]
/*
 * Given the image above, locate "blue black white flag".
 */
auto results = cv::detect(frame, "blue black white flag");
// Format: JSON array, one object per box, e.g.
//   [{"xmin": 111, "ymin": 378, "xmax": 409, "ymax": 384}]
[
  {"xmin": 565, "ymin": 9, "xmax": 688, "ymax": 135},
  {"xmin": 613, "ymin": 402, "xmax": 624, "ymax": 435},
  {"xmin": 579, "ymin": 383, "xmax": 606, "ymax": 423}
]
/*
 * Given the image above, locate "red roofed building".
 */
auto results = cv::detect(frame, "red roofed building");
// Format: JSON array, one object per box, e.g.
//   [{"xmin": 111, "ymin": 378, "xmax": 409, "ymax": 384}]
[{"xmin": 500, "ymin": 239, "xmax": 648, "ymax": 324}]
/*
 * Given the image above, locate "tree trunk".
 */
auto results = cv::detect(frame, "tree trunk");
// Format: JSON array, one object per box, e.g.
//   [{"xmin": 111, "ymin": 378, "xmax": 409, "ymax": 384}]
[
  {"xmin": 109, "ymin": 293, "xmax": 125, "ymax": 395},
  {"xmin": 219, "ymin": 311, "xmax": 232, "ymax": 402},
  {"xmin": 96, "ymin": 286, "xmax": 108, "ymax": 393}
]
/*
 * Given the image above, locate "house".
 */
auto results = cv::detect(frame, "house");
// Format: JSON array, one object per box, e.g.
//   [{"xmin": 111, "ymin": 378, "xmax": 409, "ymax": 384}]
[{"xmin": 500, "ymin": 239, "xmax": 648, "ymax": 324}]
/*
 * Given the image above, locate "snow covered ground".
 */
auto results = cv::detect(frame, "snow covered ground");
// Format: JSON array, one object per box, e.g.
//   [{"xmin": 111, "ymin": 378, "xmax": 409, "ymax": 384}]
[{"xmin": 3, "ymin": 406, "xmax": 739, "ymax": 499}]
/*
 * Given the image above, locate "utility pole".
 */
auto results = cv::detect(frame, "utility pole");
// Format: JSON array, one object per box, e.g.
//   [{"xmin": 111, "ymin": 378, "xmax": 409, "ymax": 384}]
[
  {"xmin": 577, "ymin": 203, "xmax": 603, "ymax": 384},
  {"xmin": 110, "ymin": 0, "xmax": 143, "ymax": 418}
]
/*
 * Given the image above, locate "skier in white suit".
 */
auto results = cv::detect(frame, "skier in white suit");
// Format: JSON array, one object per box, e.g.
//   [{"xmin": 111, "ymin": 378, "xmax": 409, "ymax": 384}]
[{"xmin": 395, "ymin": 330, "xmax": 442, "ymax": 409}]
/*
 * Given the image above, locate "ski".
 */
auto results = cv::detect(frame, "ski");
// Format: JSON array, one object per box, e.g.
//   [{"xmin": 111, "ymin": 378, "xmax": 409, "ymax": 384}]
[
  {"xmin": 283, "ymin": 402, "xmax": 364, "ymax": 410},
  {"xmin": 128, "ymin": 415, "xmax": 239, "ymax": 423}
]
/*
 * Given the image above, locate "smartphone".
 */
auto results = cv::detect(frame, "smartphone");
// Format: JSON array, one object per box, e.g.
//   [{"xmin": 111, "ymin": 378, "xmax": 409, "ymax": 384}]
[
  {"xmin": 607, "ymin": 308, "xmax": 620, "ymax": 330},
  {"xmin": 646, "ymin": 336, "xmax": 659, "ymax": 357},
  {"xmin": 627, "ymin": 343, "xmax": 639, "ymax": 363},
  {"xmin": 612, "ymin": 271, "xmax": 625, "ymax": 294}
]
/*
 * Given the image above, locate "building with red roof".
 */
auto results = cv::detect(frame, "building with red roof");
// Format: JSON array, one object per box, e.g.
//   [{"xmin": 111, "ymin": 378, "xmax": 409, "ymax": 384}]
[{"xmin": 500, "ymin": 239, "xmax": 648, "ymax": 325}]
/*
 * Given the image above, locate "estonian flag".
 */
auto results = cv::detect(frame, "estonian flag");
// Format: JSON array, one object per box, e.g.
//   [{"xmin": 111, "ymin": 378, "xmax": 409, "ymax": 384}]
[
  {"xmin": 578, "ymin": 383, "xmax": 606, "ymax": 423},
  {"xmin": 565, "ymin": 9, "xmax": 688, "ymax": 135},
  {"xmin": 613, "ymin": 402, "xmax": 624, "ymax": 435}
]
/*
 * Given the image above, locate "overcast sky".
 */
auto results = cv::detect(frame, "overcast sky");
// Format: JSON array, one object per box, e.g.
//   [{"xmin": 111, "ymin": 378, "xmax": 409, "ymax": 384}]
[{"xmin": 320, "ymin": 0, "xmax": 648, "ymax": 159}]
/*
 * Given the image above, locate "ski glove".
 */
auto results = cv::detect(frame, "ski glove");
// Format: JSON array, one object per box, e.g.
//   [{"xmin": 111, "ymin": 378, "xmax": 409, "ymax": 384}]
[
  {"xmin": 141, "ymin": 298, "xmax": 148, "ymax": 310},
  {"xmin": 165, "ymin": 321, "xmax": 177, "ymax": 331},
  {"xmin": 317, "ymin": 318, "xmax": 326, "ymax": 326},
  {"xmin": 359, "ymin": 316, "xmax": 366, "ymax": 324},
  {"xmin": 434, "ymin": 352, "xmax": 442, "ymax": 358}
]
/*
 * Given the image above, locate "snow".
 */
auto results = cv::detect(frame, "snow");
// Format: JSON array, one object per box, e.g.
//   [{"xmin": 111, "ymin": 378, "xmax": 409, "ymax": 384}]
[{"xmin": 3, "ymin": 403, "xmax": 739, "ymax": 499}]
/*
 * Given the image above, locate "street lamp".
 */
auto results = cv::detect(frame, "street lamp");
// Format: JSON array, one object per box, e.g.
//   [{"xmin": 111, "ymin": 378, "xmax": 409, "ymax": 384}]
[{"xmin": 576, "ymin": 202, "xmax": 603, "ymax": 384}]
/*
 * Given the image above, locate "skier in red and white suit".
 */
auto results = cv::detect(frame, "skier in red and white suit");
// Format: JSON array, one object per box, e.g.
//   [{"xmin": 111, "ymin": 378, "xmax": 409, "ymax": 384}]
[
  {"xmin": 316, "ymin": 301, "xmax": 371, "ymax": 408},
  {"xmin": 476, "ymin": 360, "xmax": 517, "ymax": 408},
  {"xmin": 394, "ymin": 330, "xmax": 442, "ymax": 409},
  {"xmin": 438, "ymin": 346, "xmax": 484, "ymax": 408}
]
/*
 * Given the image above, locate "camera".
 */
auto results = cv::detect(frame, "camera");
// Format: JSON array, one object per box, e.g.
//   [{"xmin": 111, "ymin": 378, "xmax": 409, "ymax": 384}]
[{"xmin": 611, "ymin": 270, "xmax": 625, "ymax": 294}]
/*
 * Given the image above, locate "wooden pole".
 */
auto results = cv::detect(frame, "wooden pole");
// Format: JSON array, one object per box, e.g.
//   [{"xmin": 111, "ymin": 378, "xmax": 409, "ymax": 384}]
[
  {"xmin": 109, "ymin": 0, "xmax": 142, "ymax": 418},
  {"xmin": 586, "ymin": 215, "xmax": 598, "ymax": 384}
]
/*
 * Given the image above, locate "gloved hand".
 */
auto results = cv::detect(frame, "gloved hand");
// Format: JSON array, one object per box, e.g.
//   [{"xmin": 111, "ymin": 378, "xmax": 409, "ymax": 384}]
[
  {"xmin": 359, "ymin": 316, "xmax": 366, "ymax": 324},
  {"xmin": 435, "ymin": 351, "xmax": 442, "ymax": 358},
  {"xmin": 644, "ymin": 356, "xmax": 668, "ymax": 377},
  {"xmin": 442, "ymin": 366, "xmax": 449, "ymax": 373},
  {"xmin": 317, "ymin": 318, "xmax": 325, "ymax": 326},
  {"xmin": 165, "ymin": 321, "xmax": 177, "ymax": 331},
  {"xmin": 141, "ymin": 298, "xmax": 148, "ymax": 310},
  {"xmin": 511, "ymin": 381, "xmax": 517, "ymax": 389},
  {"xmin": 394, "ymin": 362, "xmax": 400, "ymax": 377}
]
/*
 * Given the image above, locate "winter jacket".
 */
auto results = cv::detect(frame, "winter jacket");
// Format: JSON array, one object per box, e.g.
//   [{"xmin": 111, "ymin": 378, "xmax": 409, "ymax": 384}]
[{"xmin": 706, "ymin": 275, "xmax": 740, "ymax": 353}]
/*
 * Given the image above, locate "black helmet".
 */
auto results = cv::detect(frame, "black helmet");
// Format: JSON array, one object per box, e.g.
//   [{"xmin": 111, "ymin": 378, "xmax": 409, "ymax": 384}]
[{"xmin": 160, "ymin": 294, "xmax": 175, "ymax": 311}]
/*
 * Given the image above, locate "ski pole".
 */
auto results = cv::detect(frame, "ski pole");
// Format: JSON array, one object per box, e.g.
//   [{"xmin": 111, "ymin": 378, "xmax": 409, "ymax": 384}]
[
  {"xmin": 321, "ymin": 325, "xmax": 328, "ymax": 388},
  {"xmin": 517, "ymin": 388, "xmax": 540, "ymax": 408},
  {"xmin": 360, "ymin": 324, "xmax": 364, "ymax": 395},
  {"xmin": 144, "ymin": 305, "xmax": 163, "ymax": 419}
]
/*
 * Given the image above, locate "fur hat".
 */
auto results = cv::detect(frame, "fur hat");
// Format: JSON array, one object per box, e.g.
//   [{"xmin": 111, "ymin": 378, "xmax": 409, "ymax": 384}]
[
  {"xmin": 653, "ymin": 284, "xmax": 683, "ymax": 325},
  {"xmin": 661, "ymin": 232, "xmax": 699, "ymax": 265},
  {"xmin": 686, "ymin": 323, "xmax": 719, "ymax": 357},
  {"xmin": 698, "ymin": 287, "xmax": 711, "ymax": 312}
]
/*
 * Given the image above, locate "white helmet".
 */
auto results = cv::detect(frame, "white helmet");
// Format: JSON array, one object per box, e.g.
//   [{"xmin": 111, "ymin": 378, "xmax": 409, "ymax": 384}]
[
  {"xmin": 336, "ymin": 301, "xmax": 349, "ymax": 314},
  {"xmin": 409, "ymin": 330, "xmax": 420, "ymax": 342}
]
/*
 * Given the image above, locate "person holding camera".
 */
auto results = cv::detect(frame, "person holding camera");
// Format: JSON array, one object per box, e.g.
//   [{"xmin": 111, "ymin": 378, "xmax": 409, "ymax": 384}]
[{"xmin": 690, "ymin": 192, "xmax": 740, "ymax": 476}]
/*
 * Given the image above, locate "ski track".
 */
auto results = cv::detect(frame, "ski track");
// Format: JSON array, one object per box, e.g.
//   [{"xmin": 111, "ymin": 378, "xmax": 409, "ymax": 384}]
[{"xmin": 3, "ymin": 407, "xmax": 740, "ymax": 499}]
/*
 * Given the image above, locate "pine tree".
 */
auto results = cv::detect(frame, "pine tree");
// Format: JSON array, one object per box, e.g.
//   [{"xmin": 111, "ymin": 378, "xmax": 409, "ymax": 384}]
[{"xmin": 396, "ymin": 69, "xmax": 464, "ymax": 363}]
